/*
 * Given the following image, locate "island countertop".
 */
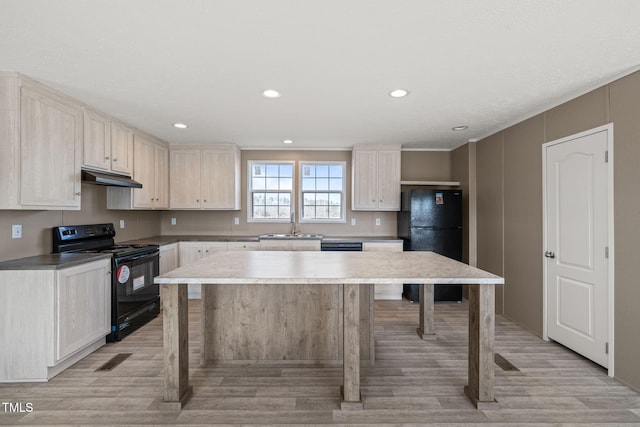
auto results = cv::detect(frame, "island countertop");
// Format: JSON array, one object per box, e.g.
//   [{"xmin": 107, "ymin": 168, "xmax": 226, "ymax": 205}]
[{"xmin": 154, "ymin": 250, "xmax": 503, "ymax": 286}]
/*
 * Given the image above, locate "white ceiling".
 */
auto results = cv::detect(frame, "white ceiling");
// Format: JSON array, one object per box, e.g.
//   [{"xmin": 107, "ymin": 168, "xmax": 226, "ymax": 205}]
[{"xmin": 2, "ymin": 1, "xmax": 640, "ymax": 151}]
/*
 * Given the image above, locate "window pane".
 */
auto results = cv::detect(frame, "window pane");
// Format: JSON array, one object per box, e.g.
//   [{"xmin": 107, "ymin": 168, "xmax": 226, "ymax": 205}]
[
  {"xmin": 252, "ymin": 177, "xmax": 265, "ymax": 190},
  {"xmin": 303, "ymin": 206, "xmax": 315, "ymax": 219},
  {"xmin": 329, "ymin": 205, "xmax": 341, "ymax": 218},
  {"xmin": 265, "ymin": 194, "xmax": 279, "ymax": 205},
  {"xmin": 329, "ymin": 164, "xmax": 343, "ymax": 178},
  {"xmin": 266, "ymin": 164, "xmax": 279, "ymax": 177},
  {"xmin": 252, "ymin": 164, "xmax": 265, "ymax": 177},
  {"xmin": 316, "ymin": 193, "xmax": 329, "ymax": 205},
  {"xmin": 316, "ymin": 165, "xmax": 329, "ymax": 177},
  {"xmin": 280, "ymin": 164, "xmax": 293, "ymax": 177},
  {"xmin": 278, "ymin": 193, "xmax": 290, "ymax": 205},
  {"xmin": 265, "ymin": 206, "xmax": 278, "ymax": 218},
  {"xmin": 302, "ymin": 177, "xmax": 315, "ymax": 191},
  {"xmin": 315, "ymin": 178, "xmax": 328, "ymax": 191},
  {"xmin": 253, "ymin": 206, "xmax": 265, "ymax": 218},
  {"xmin": 329, "ymin": 193, "xmax": 341, "ymax": 205},
  {"xmin": 316, "ymin": 205, "xmax": 329, "ymax": 218},
  {"xmin": 253, "ymin": 193, "xmax": 265, "ymax": 205},
  {"xmin": 279, "ymin": 177, "xmax": 292, "ymax": 191},
  {"xmin": 266, "ymin": 177, "xmax": 279, "ymax": 190},
  {"xmin": 279, "ymin": 206, "xmax": 290, "ymax": 218},
  {"xmin": 302, "ymin": 165, "xmax": 315, "ymax": 177},
  {"xmin": 303, "ymin": 192, "xmax": 315, "ymax": 205},
  {"xmin": 329, "ymin": 178, "xmax": 342, "ymax": 191}
]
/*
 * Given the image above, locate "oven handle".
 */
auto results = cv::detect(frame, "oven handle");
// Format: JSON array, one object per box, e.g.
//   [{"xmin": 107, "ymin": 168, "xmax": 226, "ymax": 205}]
[{"xmin": 116, "ymin": 250, "xmax": 159, "ymax": 263}]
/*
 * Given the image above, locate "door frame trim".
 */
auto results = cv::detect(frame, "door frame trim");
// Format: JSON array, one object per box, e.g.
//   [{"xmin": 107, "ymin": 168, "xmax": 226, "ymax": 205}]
[{"xmin": 542, "ymin": 123, "xmax": 615, "ymax": 376}]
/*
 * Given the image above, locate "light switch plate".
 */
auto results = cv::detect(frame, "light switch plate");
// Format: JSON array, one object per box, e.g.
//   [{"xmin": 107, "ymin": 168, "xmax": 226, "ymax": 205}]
[
  {"xmin": 234, "ymin": 217, "xmax": 240, "ymax": 225},
  {"xmin": 351, "ymin": 218, "xmax": 356, "ymax": 226},
  {"xmin": 171, "ymin": 217, "xmax": 177, "ymax": 225},
  {"xmin": 11, "ymin": 224, "xmax": 22, "ymax": 239},
  {"xmin": 375, "ymin": 218, "xmax": 381, "ymax": 226},
  {"xmin": 119, "ymin": 220, "xmax": 125, "ymax": 229}
]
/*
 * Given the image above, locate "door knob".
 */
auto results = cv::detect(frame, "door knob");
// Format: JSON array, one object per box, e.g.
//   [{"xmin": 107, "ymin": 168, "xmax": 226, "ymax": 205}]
[{"xmin": 545, "ymin": 251, "xmax": 555, "ymax": 259}]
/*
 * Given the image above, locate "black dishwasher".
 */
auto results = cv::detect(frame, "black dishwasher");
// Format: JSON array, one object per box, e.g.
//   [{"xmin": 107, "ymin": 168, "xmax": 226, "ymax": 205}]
[{"xmin": 321, "ymin": 241, "xmax": 363, "ymax": 252}]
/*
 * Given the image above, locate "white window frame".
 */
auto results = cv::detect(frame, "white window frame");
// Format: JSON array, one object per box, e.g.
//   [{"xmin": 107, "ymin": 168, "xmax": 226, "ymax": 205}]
[
  {"xmin": 299, "ymin": 161, "xmax": 346, "ymax": 224},
  {"xmin": 247, "ymin": 160, "xmax": 295, "ymax": 223}
]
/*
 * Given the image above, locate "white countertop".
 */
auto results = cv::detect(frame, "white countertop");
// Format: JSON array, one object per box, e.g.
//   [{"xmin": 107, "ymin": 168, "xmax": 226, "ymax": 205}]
[{"xmin": 155, "ymin": 250, "xmax": 504, "ymax": 286}]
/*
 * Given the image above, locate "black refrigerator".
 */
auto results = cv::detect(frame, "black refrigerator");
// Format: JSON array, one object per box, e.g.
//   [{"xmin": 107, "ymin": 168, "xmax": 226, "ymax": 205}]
[{"xmin": 397, "ymin": 189, "xmax": 463, "ymax": 302}]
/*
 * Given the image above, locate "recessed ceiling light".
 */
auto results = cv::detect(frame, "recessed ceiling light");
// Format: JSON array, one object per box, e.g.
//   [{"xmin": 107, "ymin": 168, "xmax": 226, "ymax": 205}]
[
  {"xmin": 283, "ymin": 139, "xmax": 293, "ymax": 144},
  {"xmin": 389, "ymin": 89, "xmax": 409, "ymax": 98},
  {"xmin": 452, "ymin": 125, "xmax": 468, "ymax": 131},
  {"xmin": 173, "ymin": 123, "xmax": 188, "ymax": 129},
  {"xmin": 262, "ymin": 89, "xmax": 282, "ymax": 98}
]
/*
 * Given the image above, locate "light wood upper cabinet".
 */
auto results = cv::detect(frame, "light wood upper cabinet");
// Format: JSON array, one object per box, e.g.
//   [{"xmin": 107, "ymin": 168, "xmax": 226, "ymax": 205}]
[
  {"xmin": 110, "ymin": 121, "xmax": 134, "ymax": 175},
  {"xmin": 352, "ymin": 145, "xmax": 401, "ymax": 211},
  {"xmin": 83, "ymin": 108, "xmax": 111, "ymax": 171},
  {"xmin": 19, "ymin": 81, "xmax": 83, "ymax": 209},
  {"xmin": 169, "ymin": 144, "xmax": 241, "ymax": 210},
  {"xmin": 106, "ymin": 134, "xmax": 169, "ymax": 210}
]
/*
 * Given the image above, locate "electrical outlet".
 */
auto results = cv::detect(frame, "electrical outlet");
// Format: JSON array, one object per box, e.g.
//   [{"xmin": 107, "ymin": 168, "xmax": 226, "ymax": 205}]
[
  {"xmin": 171, "ymin": 217, "xmax": 177, "ymax": 225},
  {"xmin": 351, "ymin": 218, "xmax": 356, "ymax": 226},
  {"xmin": 234, "ymin": 217, "xmax": 240, "ymax": 225},
  {"xmin": 375, "ymin": 218, "xmax": 381, "ymax": 226},
  {"xmin": 119, "ymin": 220, "xmax": 125, "ymax": 229},
  {"xmin": 11, "ymin": 224, "xmax": 22, "ymax": 239}
]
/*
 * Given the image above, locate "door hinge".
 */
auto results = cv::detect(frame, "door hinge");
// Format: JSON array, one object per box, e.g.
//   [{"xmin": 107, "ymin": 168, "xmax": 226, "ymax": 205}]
[
  {"xmin": 606, "ymin": 342, "xmax": 609, "ymax": 354},
  {"xmin": 605, "ymin": 150, "xmax": 609, "ymax": 163},
  {"xmin": 605, "ymin": 246, "xmax": 609, "ymax": 259}
]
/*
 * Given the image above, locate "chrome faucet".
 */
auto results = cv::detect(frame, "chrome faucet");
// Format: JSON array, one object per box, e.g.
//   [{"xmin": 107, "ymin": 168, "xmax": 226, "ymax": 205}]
[{"xmin": 290, "ymin": 211, "xmax": 299, "ymax": 236}]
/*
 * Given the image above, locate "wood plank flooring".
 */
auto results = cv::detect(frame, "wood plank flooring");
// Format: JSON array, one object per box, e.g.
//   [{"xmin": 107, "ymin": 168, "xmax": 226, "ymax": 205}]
[{"xmin": 1, "ymin": 299, "xmax": 639, "ymax": 425}]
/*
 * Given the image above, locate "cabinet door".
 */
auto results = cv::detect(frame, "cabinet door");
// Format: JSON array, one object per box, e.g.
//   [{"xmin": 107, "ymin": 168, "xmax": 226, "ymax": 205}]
[
  {"xmin": 228, "ymin": 241, "xmax": 260, "ymax": 251},
  {"xmin": 203, "ymin": 242, "xmax": 229, "ymax": 257},
  {"xmin": 201, "ymin": 148, "xmax": 239, "ymax": 209},
  {"xmin": 20, "ymin": 85, "xmax": 82, "ymax": 208},
  {"xmin": 352, "ymin": 149, "xmax": 378, "ymax": 210},
  {"xmin": 377, "ymin": 150, "xmax": 401, "ymax": 210},
  {"xmin": 111, "ymin": 122, "xmax": 134, "ymax": 175},
  {"xmin": 259, "ymin": 240, "xmax": 291, "ymax": 251},
  {"xmin": 178, "ymin": 242, "xmax": 204, "ymax": 267},
  {"xmin": 154, "ymin": 144, "xmax": 169, "ymax": 209},
  {"xmin": 291, "ymin": 240, "xmax": 321, "ymax": 251},
  {"xmin": 55, "ymin": 260, "xmax": 111, "ymax": 362},
  {"xmin": 170, "ymin": 149, "xmax": 201, "ymax": 209},
  {"xmin": 132, "ymin": 136, "xmax": 156, "ymax": 209},
  {"xmin": 83, "ymin": 108, "xmax": 111, "ymax": 171},
  {"xmin": 159, "ymin": 243, "xmax": 179, "ymax": 275}
]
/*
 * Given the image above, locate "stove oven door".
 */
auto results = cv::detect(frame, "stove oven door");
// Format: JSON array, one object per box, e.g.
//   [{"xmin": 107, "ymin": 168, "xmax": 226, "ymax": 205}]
[{"xmin": 110, "ymin": 251, "xmax": 160, "ymax": 341}]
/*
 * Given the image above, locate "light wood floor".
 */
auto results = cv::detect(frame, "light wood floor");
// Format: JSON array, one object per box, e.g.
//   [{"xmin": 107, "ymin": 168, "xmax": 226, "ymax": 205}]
[{"xmin": 1, "ymin": 299, "xmax": 639, "ymax": 426}]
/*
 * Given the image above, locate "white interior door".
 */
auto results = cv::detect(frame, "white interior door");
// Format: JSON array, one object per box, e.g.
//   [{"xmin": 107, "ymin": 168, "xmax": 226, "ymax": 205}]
[{"xmin": 543, "ymin": 124, "xmax": 612, "ymax": 369}]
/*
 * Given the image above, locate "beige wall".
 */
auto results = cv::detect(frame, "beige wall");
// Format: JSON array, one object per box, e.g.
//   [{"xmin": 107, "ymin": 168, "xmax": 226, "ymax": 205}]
[
  {"xmin": 472, "ymin": 70, "xmax": 640, "ymax": 391},
  {"xmin": 0, "ymin": 183, "xmax": 161, "ymax": 262}
]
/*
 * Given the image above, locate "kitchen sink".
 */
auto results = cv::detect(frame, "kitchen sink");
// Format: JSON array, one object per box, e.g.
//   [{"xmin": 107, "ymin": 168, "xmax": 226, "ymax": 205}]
[{"xmin": 259, "ymin": 233, "xmax": 323, "ymax": 240}]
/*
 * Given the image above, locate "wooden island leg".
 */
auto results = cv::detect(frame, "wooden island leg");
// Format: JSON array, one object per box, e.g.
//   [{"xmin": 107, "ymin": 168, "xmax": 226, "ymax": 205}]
[
  {"xmin": 159, "ymin": 283, "xmax": 193, "ymax": 411},
  {"xmin": 417, "ymin": 284, "xmax": 436, "ymax": 340},
  {"xmin": 341, "ymin": 283, "xmax": 363, "ymax": 410},
  {"xmin": 464, "ymin": 284, "xmax": 497, "ymax": 408}
]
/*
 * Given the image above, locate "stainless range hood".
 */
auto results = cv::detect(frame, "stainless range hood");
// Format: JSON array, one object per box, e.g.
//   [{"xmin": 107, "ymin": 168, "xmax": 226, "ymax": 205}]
[{"xmin": 81, "ymin": 169, "xmax": 143, "ymax": 188}]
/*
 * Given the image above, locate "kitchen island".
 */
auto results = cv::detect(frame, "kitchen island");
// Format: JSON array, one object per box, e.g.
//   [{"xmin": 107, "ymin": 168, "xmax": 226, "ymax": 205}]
[{"xmin": 154, "ymin": 250, "xmax": 504, "ymax": 410}]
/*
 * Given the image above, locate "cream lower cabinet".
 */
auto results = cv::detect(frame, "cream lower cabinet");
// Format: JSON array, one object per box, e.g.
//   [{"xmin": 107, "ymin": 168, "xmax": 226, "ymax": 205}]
[
  {"xmin": 259, "ymin": 240, "xmax": 321, "ymax": 251},
  {"xmin": 179, "ymin": 242, "xmax": 229, "ymax": 299},
  {"xmin": 0, "ymin": 259, "xmax": 111, "ymax": 382},
  {"xmin": 159, "ymin": 243, "xmax": 179, "ymax": 275},
  {"xmin": 363, "ymin": 241, "xmax": 404, "ymax": 300}
]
